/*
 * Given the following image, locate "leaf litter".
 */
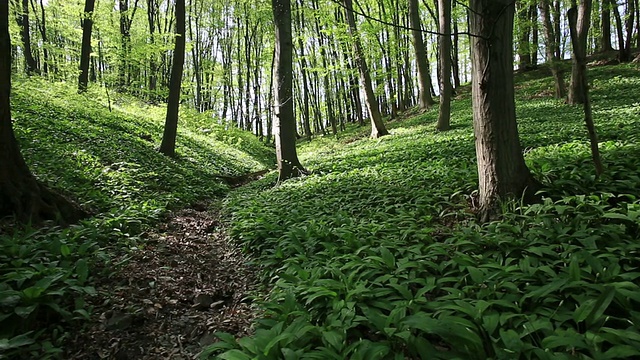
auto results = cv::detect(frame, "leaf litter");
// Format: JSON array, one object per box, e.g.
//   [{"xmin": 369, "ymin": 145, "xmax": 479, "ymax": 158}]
[{"xmin": 66, "ymin": 203, "xmax": 257, "ymax": 359}]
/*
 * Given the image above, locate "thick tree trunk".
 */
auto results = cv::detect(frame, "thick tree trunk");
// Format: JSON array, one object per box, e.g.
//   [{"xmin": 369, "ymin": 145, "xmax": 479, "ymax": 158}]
[
  {"xmin": 437, "ymin": 0, "xmax": 452, "ymax": 131},
  {"xmin": 568, "ymin": 6, "xmax": 604, "ymax": 176},
  {"xmin": 540, "ymin": 0, "xmax": 566, "ymax": 98},
  {"xmin": 469, "ymin": 0, "xmax": 540, "ymax": 222},
  {"xmin": 1, "ymin": 3, "xmax": 85, "ymax": 224},
  {"xmin": 78, "ymin": 0, "xmax": 96, "ymax": 93},
  {"xmin": 568, "ymin": 0, "xmax": 592, "ymax": 105},
  {"xmin": 409, "ymin": 0, "xmax": 435, "ymax": 110},
  {"xmin": 159, "ymin": 0, "xmax": 185, "ymax": 157},
  {"xmin": 344, "ymin": 0, "xmax": 388, "ymax": 138},
  {"xmin": 272, "ymin": 0, "xmax": 305, "ymax": 181}
]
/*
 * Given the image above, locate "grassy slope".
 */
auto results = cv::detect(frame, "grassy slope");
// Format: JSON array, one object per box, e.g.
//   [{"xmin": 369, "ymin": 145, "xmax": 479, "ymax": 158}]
[
  {"xmin": 1, "ymin": 79, "xmax": 274, "ymax": 357},
  {"xmin": 212, "ymin": 64, "xmax": 640, "ymax": 359}
]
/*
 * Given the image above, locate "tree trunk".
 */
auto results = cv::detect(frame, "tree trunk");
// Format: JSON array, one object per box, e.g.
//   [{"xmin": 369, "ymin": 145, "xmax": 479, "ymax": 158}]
[
  {"xmin": 17, "ymin": 0, "xmax": 36, "ymax": 74},
  {"xmin": 517, "ymin": 0, "xmax": 532, "ymax": 70},
  {"xmin": 37, "ymin": 0, "xmax": 48, "ymax": 75},
  {"xmin": 601, "ymin": 0, "xmax": 613, "ymax": 51},
  {"xmin": 78, "ymin": 0, "xmax": 96, "ymax": 93},
  {"xmin": 540, "ymin": 0, "xmax": 566, "ymax": 98},
  {"xmin": 623, "ymin": 0, "xmax": 635, "ymax": 62},
  {"xmin": 437, "ymin": 0, "xmax": 452, "ymax": 131},
  {"xmin": 530, "ymin": 4, "xmax": 539, "ymax": 66},
  {"xmin": 469, "ymin": 0, "xmax": 540, "ymax": 222},
  {"xmin": 568, "ymin": 5, "xmax": 604, "ymax": 176},
  {"xmin": 409, "ymin": 0, "xmax": 435, "ymax": 110},
  {"xmin": 568, "ymin": 0, "xmax": 592, "ymax": 104},
  {"xmin": 611, "ymin": 1, "xmax": 627, "ymax": 60},
  {"xmin": 0, "ymin": 3, "xmax": 85, "ymax": 224},
  {"xmin": 159, "ymin": 0, "xmax": 185, "ymax": 157},
  {"xmin": 147, "ymin": 0, "xmax": 158, "ymax": 99},
  {"xmin": 272, "ymin": 0, "xmax": 305, "ymax": 181},
  {"xmin": 343, "ymin": 0, "xmax": 388, "ymax": 138}
]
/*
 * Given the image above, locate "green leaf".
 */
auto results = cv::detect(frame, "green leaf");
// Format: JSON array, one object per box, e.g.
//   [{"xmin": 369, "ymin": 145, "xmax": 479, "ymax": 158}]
[
  {"xmin": 379, "ymin": 247, "xmax": 395, "ymax": 268},
  {"xmin": 218, "ymin": 349, "xmax": 253, "ymax": 360},
  {"xmin": 15, "ymin": 304, "xmax": 38, "ymax": 318},
  {"xmin": 60, "ymin": 244, "xmax": 71, "ymax": 256},
  {"xmin": 76, "ymin": 259, "xmax": 89, "ymax": 284},
  {"xmin": 322, "ymin": 330, "xmax": 343, "ymax": 350},
  {"xmin": 603, "ymin": 345, "xmax": 640, "ymax": 358},
  {"xmin": 585, "ymin": 287, "xmax": 616, "ymax": 327},
  {"xmin": 0, "ymin": 332, "xmax": 35, "ymax": 351}
]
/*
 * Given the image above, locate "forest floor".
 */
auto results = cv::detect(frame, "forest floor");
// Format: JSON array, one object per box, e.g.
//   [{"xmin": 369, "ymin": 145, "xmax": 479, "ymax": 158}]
[{"xmin": 66, "ymin": 202, "xmax": 257, "ymax": 360}]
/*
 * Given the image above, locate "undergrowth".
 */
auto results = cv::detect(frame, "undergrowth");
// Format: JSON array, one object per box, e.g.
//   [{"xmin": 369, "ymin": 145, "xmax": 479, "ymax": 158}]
[
  {"xmin": 205, "ymin": 64, "xmax": 640, "ymax": 359},
  {"xmin": 0, "ymin": 79, "xmax": 274, "ymax": 359}
]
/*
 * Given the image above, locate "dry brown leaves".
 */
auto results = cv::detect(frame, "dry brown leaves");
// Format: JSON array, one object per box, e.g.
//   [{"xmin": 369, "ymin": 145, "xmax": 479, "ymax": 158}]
[{"xmin": 66, "ymin": 204, "xmax": 257, "ymax": 360}]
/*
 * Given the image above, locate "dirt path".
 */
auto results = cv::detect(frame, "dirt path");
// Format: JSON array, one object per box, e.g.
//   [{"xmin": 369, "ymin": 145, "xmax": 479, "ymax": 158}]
[{"xmin": 67, "ymin": 204, "xmax": 257, "ymax": 359}]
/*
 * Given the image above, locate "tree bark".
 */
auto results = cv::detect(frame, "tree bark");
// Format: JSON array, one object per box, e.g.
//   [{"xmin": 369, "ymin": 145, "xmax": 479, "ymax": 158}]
[
  {"xmin": 540, "ymin": 0, "xmax": 566, "ymax": 98},
  {"xmin": 272, "ymin": 0, "xmax": 305, "ymax": 181},
  {"xmin": 568, "ymin": 0, "xmax": 592, "ymax": 105},
  {"xmin": 159, "ymin": 0, "xmax": 185, "ymax": 157},
  {"xmin": 1, "ymin": 2, "xmax": 85, "ymax": 224},
  {"xmin": 78, "ymin": 0, "xmax": 96, "ymax": 93},
  {"xmin": 437, "ymin": 0, "xmax": 452, "ymax": 131},
  {"xmin": 469, "ymin": 0, "xmax": 540, "ymax": 222},
  {"xmin": 409, "ymin": 0, "xmax": 435, "ymax": 110},
  {"xmin": 568, "ymin": 6, "xmax": 604, "ymax": 176},
  {"xmin": 343, "ymin": 0, "xmax": 388, "ymax": 138}
]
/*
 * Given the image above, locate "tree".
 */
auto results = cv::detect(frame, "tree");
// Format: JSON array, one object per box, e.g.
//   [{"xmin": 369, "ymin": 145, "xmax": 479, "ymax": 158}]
[
  {"xmin": 78, "ymin": 0, "xmax": 96, "ymax": 93},
  {"xmin": 159, "ymin": 0, "xmax": 185, "ymax": 157},
  {"xmin": 601, "ymin": 0, "xmax": 613, "ymax": 51},
  {"xmin": 272, "ymin": 0, "xmax": 305, "ymax": 181},
  {"xmin": 0, "ymin": 2, "xmax": 85, "ymax": 223},
  {"xmin": 343, "ymin": 0, "xmax": 388, "ymax": 139},
  {"xmin": 539, "ymin": 0, "xmax": 565, "ymax": 98},
  {"xmin": 437, "ymin": 0, "xmax": 452, "ymax": 131},
  {"xmin": 409, "ymin": 0, "xmax": 435, "ymax": 110},
  {"xmin": 15, "ymin": 0, "xmax": 37, "ymax": 74},
  {"xmin": 469, "ymin": 0, "xmax": 540, "ymax": 221},
  {"xmin": 567, "ymin": 0, "xmax": 591, "ymax": 104},
  {"xmin": 568, "ymin": 4, "xmax": 603, "ymax": 175}
]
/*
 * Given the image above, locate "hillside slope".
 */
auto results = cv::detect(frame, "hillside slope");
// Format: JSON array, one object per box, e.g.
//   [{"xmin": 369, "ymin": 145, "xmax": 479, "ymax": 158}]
[
  {"xmin": 1, "ymin": 78, "xmax": 274, "ymax": 358},
  {"xmin": 209, "ymin": 64, "xmax": 640, "ymax": 359}
]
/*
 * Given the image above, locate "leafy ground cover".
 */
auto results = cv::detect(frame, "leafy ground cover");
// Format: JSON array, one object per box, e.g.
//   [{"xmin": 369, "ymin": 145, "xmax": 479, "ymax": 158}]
[
  {"xmin": 206, "ymin": 63, "xmax": 640, "ymax": 359},
  {"xmin": 0, "ymin": 79, "xmax": 274, "ymax": 358}
]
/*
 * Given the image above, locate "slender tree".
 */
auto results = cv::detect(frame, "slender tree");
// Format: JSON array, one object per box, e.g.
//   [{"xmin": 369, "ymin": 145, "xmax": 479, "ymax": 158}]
[
  {"xmin": 272, "ymin": 0, "xmax": 305, "ymax": 181},
  {"xmin": 0, "ymin": 2, "xmax": 85, "ymax": 223},
  {"xmin": 437, "ymin": 0, "xmax": 452, "ymax": 131},
  {"xmin": 568, "ymin": 5, "xmax": 603, "ymax": 175},
  {"xmin": 16, "ymin": 0, "xmax": 37, "ymax": 74},
  {"xmin": 409, "ymin": 0, "xmax": 434, "ymax": 110},
  {"xmin": 539, "ymin": 0, "xmax": 565, "ymax": 98},
  {"xmin": 568, "ymin": 0, "xmax": 591, "ymax": 104},
  {"xmin": 469, "ymin": 0, "xmax": 540, "ymax": 221},
  {"xmin": 343, "ymin": 0, "xmax": 388, "ymax": 138},
  {"xmin": 78, "ymin": 0, "xmax": 96, "ymax": 93},
  {"xmin": 159, "ymin": 0, "xmax": 185, "ymax": 157}
]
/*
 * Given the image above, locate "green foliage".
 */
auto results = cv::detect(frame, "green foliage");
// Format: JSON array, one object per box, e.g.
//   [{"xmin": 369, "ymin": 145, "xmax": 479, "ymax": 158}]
[
  {"xmin": 205, "ymin": 64, "xmax": 640, "ymax": 359},
  {"xmin": 2, "ymin": 78, "xmax": 274, "ymax": 358}
]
